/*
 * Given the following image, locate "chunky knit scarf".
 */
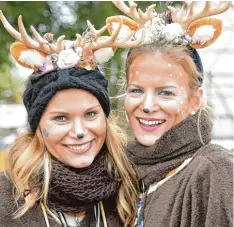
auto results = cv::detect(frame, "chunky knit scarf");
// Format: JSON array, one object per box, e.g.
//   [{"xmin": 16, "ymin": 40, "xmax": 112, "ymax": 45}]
[
  {"xmin": 47, "ymin": 149, "xmax": 118, "ymax": 213},
  {"xmin": 125, "ymin": 110, "xmax": 212, "ymax": 186}
]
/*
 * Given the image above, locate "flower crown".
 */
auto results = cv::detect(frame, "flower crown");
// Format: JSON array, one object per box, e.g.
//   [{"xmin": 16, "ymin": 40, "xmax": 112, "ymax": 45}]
[{"xmin": 0, "ymin": 1, "xmax": 231, "ymax": 74}]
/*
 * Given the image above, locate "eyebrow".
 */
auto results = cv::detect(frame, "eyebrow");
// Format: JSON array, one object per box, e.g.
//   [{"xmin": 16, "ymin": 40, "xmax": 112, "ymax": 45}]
[
  {"xmin": 49, "ymin": 104, "xmax": 101, "ymax": 115},
  {"xmin": 128, "ymin": 84, "xmax": 177, "ymax": 90}
]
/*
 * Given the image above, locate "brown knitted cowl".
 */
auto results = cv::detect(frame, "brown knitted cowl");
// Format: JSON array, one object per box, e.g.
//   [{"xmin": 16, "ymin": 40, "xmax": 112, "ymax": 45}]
[
  {"xmin": 47, "ymin": 149, "xmax": 119, "ymax": 213},
  {"xmin": 125, "ymin": 110, "xmax": 212, "ymax": 186}
]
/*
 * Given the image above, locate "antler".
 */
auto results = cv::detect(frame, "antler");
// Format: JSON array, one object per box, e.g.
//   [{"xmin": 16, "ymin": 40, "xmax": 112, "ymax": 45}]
[
  {"xmin": 112, "ymin": 1, "xmax": 156, "ymax": 28},
  {"xmin": 168, "ymin": 1, "xmax": 232, "ymax": 30},
  {"xmin": 0, "ymin": 10, "xmax": 65, "ymax": 54},
  {"xmin": 86, "ymin": 18, "xmax": 143, "ymax": 50},
  {"xmin": 73, "ymin": 21, "xmax": 109, "ymax": 49}
]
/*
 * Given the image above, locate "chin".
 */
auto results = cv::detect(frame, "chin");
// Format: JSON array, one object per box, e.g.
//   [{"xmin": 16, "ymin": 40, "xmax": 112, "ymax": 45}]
[
  {"xmin": 71, "ymin": 157, "xmax": 95, "ymax": 168},
  {"xmin": 137, "ymin": 135, "xmax": 161, "ymax": 147}
]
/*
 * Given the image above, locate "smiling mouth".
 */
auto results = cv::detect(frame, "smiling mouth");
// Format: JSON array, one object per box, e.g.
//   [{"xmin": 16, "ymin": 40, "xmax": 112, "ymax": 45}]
[
  {"xmin": 65, "ymin": 141, "xmax": 93, "ymax": 153},
  {"xmin": 137, "ymin": 118, "xmax": 166, "ymax": 127}
]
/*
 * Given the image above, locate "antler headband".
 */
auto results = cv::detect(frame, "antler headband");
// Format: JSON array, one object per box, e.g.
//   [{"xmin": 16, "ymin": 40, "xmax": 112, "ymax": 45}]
[
  {"xmin": 109, "ymin": 1, "xmax": 231, "ymax": 48},
  {"xmin": 0, "ymin": 9, "xmax": 143, "ymax": 74},
  {"xmin": 0, "ymin": 1, "xmax": 231, "ymax": 74}
]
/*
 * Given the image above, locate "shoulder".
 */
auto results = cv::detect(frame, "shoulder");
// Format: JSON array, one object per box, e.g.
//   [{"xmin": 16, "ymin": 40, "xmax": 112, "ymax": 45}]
[
  {"xmin": 187, "ymin": 143, "xmax": 233, "ymax": 189},
  {"xmin": 0, "ymin": 171, "xmax": 19, "ymax": 223},
  {"xmin": 191, "ymin": 143, "xmax": 233, "ymax": 171},
  {"xmin": 0, "ymin": 171, "xmax": 15, "ymax": 203}
]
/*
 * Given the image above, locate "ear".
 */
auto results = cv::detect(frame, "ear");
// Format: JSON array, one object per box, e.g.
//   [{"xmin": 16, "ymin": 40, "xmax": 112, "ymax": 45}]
[
  {"xmin": 188, "ymin": 18, "xmax": 222, "ymax": 49},
  {"xmin": 10, "ymin": 42, "xmax": 47, "ymax": 70},
  {"xmin": 189, "ymin": 88, "xmax": 203, "ymax": 111}
]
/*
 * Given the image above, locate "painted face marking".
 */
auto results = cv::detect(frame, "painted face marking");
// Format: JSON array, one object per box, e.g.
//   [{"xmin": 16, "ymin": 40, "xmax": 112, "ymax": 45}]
[{"xmin": 43, "ymin": 128, "xmax": 49, "ymax": 137}]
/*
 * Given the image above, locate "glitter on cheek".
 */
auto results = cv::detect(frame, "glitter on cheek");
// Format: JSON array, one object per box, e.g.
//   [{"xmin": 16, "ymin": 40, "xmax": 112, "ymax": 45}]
[{"xmin": 43, "ymin": 128, "xmax": 49, "ymax": 137}]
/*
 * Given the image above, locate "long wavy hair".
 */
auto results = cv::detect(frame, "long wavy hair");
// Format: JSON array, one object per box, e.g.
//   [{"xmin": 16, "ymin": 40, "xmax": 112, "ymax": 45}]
[{"xmin": 6, "ymin": 113, "xmax": 139, "ymax": 226}]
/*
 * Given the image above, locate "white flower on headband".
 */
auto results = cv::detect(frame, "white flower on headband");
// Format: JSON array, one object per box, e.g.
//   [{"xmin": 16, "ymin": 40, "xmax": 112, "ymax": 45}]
[
  {"xmin": 162, "ymin": 23, "xmax": 184, "ymax": 42},
  {"xmin": 94, "ymin": 47, "xmax": 114, "ymax": 65},
  {"xmin": 18, "ymin": 50, "xmax": 46, "ymax": 67},
  {"xmin": 135, "ymin": 28, "xmax": 153, "ymax": 45},
  {"xmin": 57, "ymin": 49, "xmax": 80, "ymax": 69},
  {"xmin": 192, "ymin": 25, "xmax": 216, "ymax": 45}
]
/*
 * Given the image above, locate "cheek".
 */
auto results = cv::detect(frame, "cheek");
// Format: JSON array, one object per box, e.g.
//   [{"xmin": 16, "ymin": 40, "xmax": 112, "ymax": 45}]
[
  {"xmin": 158, "ymin": 96, "xmax": 189, "ymax": 113},
  {"xmin": 124, "ymin": 96, "xmax": 141, "ymax": 115},
  {"xmin": 89, "ymin": 116, "xmax": 107, "ymax": 139},
  {"xmin": 42, "ymin": 122, "xmax": 71, "ymax": 137},
  {"xmin": 40, "ymin": 121, "xmax": 71, "ymax": 149}
]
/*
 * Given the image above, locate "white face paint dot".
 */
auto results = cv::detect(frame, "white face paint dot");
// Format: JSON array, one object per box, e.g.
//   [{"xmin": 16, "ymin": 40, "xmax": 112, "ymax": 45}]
[
  {"xmin": 168, "ymin": 64, "xmax": 171, "ymax": 67},
  {"xmin": 136, "ymin": 71, "xmax": 139, "ymax": 75},
  {"xmin": 170, "ymin": 74, "xmax": 173, "ymax": 77},
  {"xmin": 180, "ymin": 72, "xmax": 183, "ymax": 77}
]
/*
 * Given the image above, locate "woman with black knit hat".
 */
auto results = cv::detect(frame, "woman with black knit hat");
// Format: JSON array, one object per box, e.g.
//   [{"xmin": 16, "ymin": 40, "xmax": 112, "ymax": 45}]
[
  {"xmin": 0, "ymin": 11, "xmax": 140, "ymax": 227},
  {"xmin": 110, "ymin": 1, "xmax": 233, "ymax": 227}
]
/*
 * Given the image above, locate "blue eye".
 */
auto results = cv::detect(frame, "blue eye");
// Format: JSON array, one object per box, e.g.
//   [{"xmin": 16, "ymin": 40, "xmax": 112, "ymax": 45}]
[
  {"xmin": 54, "ymin": 116, "xmax": 67, "ymax": 122},
  {"xmin": 158, "ymin": 90, "xmax": 175, "ymax": 97},
  {"xmin": 85, "ymin": 111, "xmax": 97, "ymax": 118}
]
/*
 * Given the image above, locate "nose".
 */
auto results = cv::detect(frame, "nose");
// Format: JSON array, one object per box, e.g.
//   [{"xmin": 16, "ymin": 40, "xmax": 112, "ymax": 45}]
[
  {"xmin": 71, "ymin": 118, "xmax": 86, "ymax": 139},
  {"xmin": 141, "ymin": 92, "xmax": 159, "ymax": 113}
]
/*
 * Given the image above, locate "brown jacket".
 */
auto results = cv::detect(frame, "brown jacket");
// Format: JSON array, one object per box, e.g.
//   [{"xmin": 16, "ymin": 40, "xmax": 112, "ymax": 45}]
[
  {"xmin": 142, "ymin": 144, "xmax": 233, "ymax": 227},
  {"xmin": 0, "ymin": 172, "xmax": 122, "ymax": 227},
  {"xmin": 126, "ymin": 112, "xmax": 233, "ymax": 227}
]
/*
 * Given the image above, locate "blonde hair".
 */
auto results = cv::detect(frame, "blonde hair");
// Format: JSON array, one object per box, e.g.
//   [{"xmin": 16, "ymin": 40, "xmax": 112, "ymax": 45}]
[{"xmin": 6, "ymin": 113, "xmax": 138, "ymax": 226}]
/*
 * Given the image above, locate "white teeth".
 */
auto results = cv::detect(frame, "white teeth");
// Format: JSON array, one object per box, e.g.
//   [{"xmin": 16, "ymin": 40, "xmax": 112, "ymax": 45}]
[
  {"xmin": 67, "ymin": 142, "xmax": 90, "ymax": 151},
  {"xmin": 139, "ymin": 119, "xmax": 164, "ymax": 126}
]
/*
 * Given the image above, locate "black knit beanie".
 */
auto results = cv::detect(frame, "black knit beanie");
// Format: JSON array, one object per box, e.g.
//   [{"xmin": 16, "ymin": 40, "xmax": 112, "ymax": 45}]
[{"xmin": 23, "ymin": 67, "xmax": 110, "ymax": 133}]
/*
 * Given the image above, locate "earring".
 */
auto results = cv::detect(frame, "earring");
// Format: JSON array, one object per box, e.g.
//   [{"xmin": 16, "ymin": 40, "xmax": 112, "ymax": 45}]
[
  {"xmin": 190, "ymin": 110, "xmax": 196, "ymax": 115},
  {"xmin": 77, "ymin": 133, "xmax": 84, "ymax": 139},
  {"xmin": 143, "ymin": 108, "xmax": 150, "ymax": 114}
]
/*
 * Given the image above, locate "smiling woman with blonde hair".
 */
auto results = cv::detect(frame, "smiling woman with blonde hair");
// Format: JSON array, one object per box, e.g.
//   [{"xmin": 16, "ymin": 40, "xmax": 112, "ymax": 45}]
[
  {"xmin": 109, "ymin": 1, "xmax": 233, "ymax": 227},
  {"xmin": 0, "ymin": 11, "xmax": 139, "ymax": 227}
]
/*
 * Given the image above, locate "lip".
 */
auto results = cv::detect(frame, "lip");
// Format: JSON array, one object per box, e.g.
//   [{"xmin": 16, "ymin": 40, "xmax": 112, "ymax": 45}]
[
  {"xmin": 136, "ymin": 117, "xmax": 165, "ymax": 132},
  {"xmin": 64, "ymin": 140, "xmax": 93, "ymax": 155},
  {"xmin": 137, "ymin": 117, "xmax": 164, "ymax": 121}
]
